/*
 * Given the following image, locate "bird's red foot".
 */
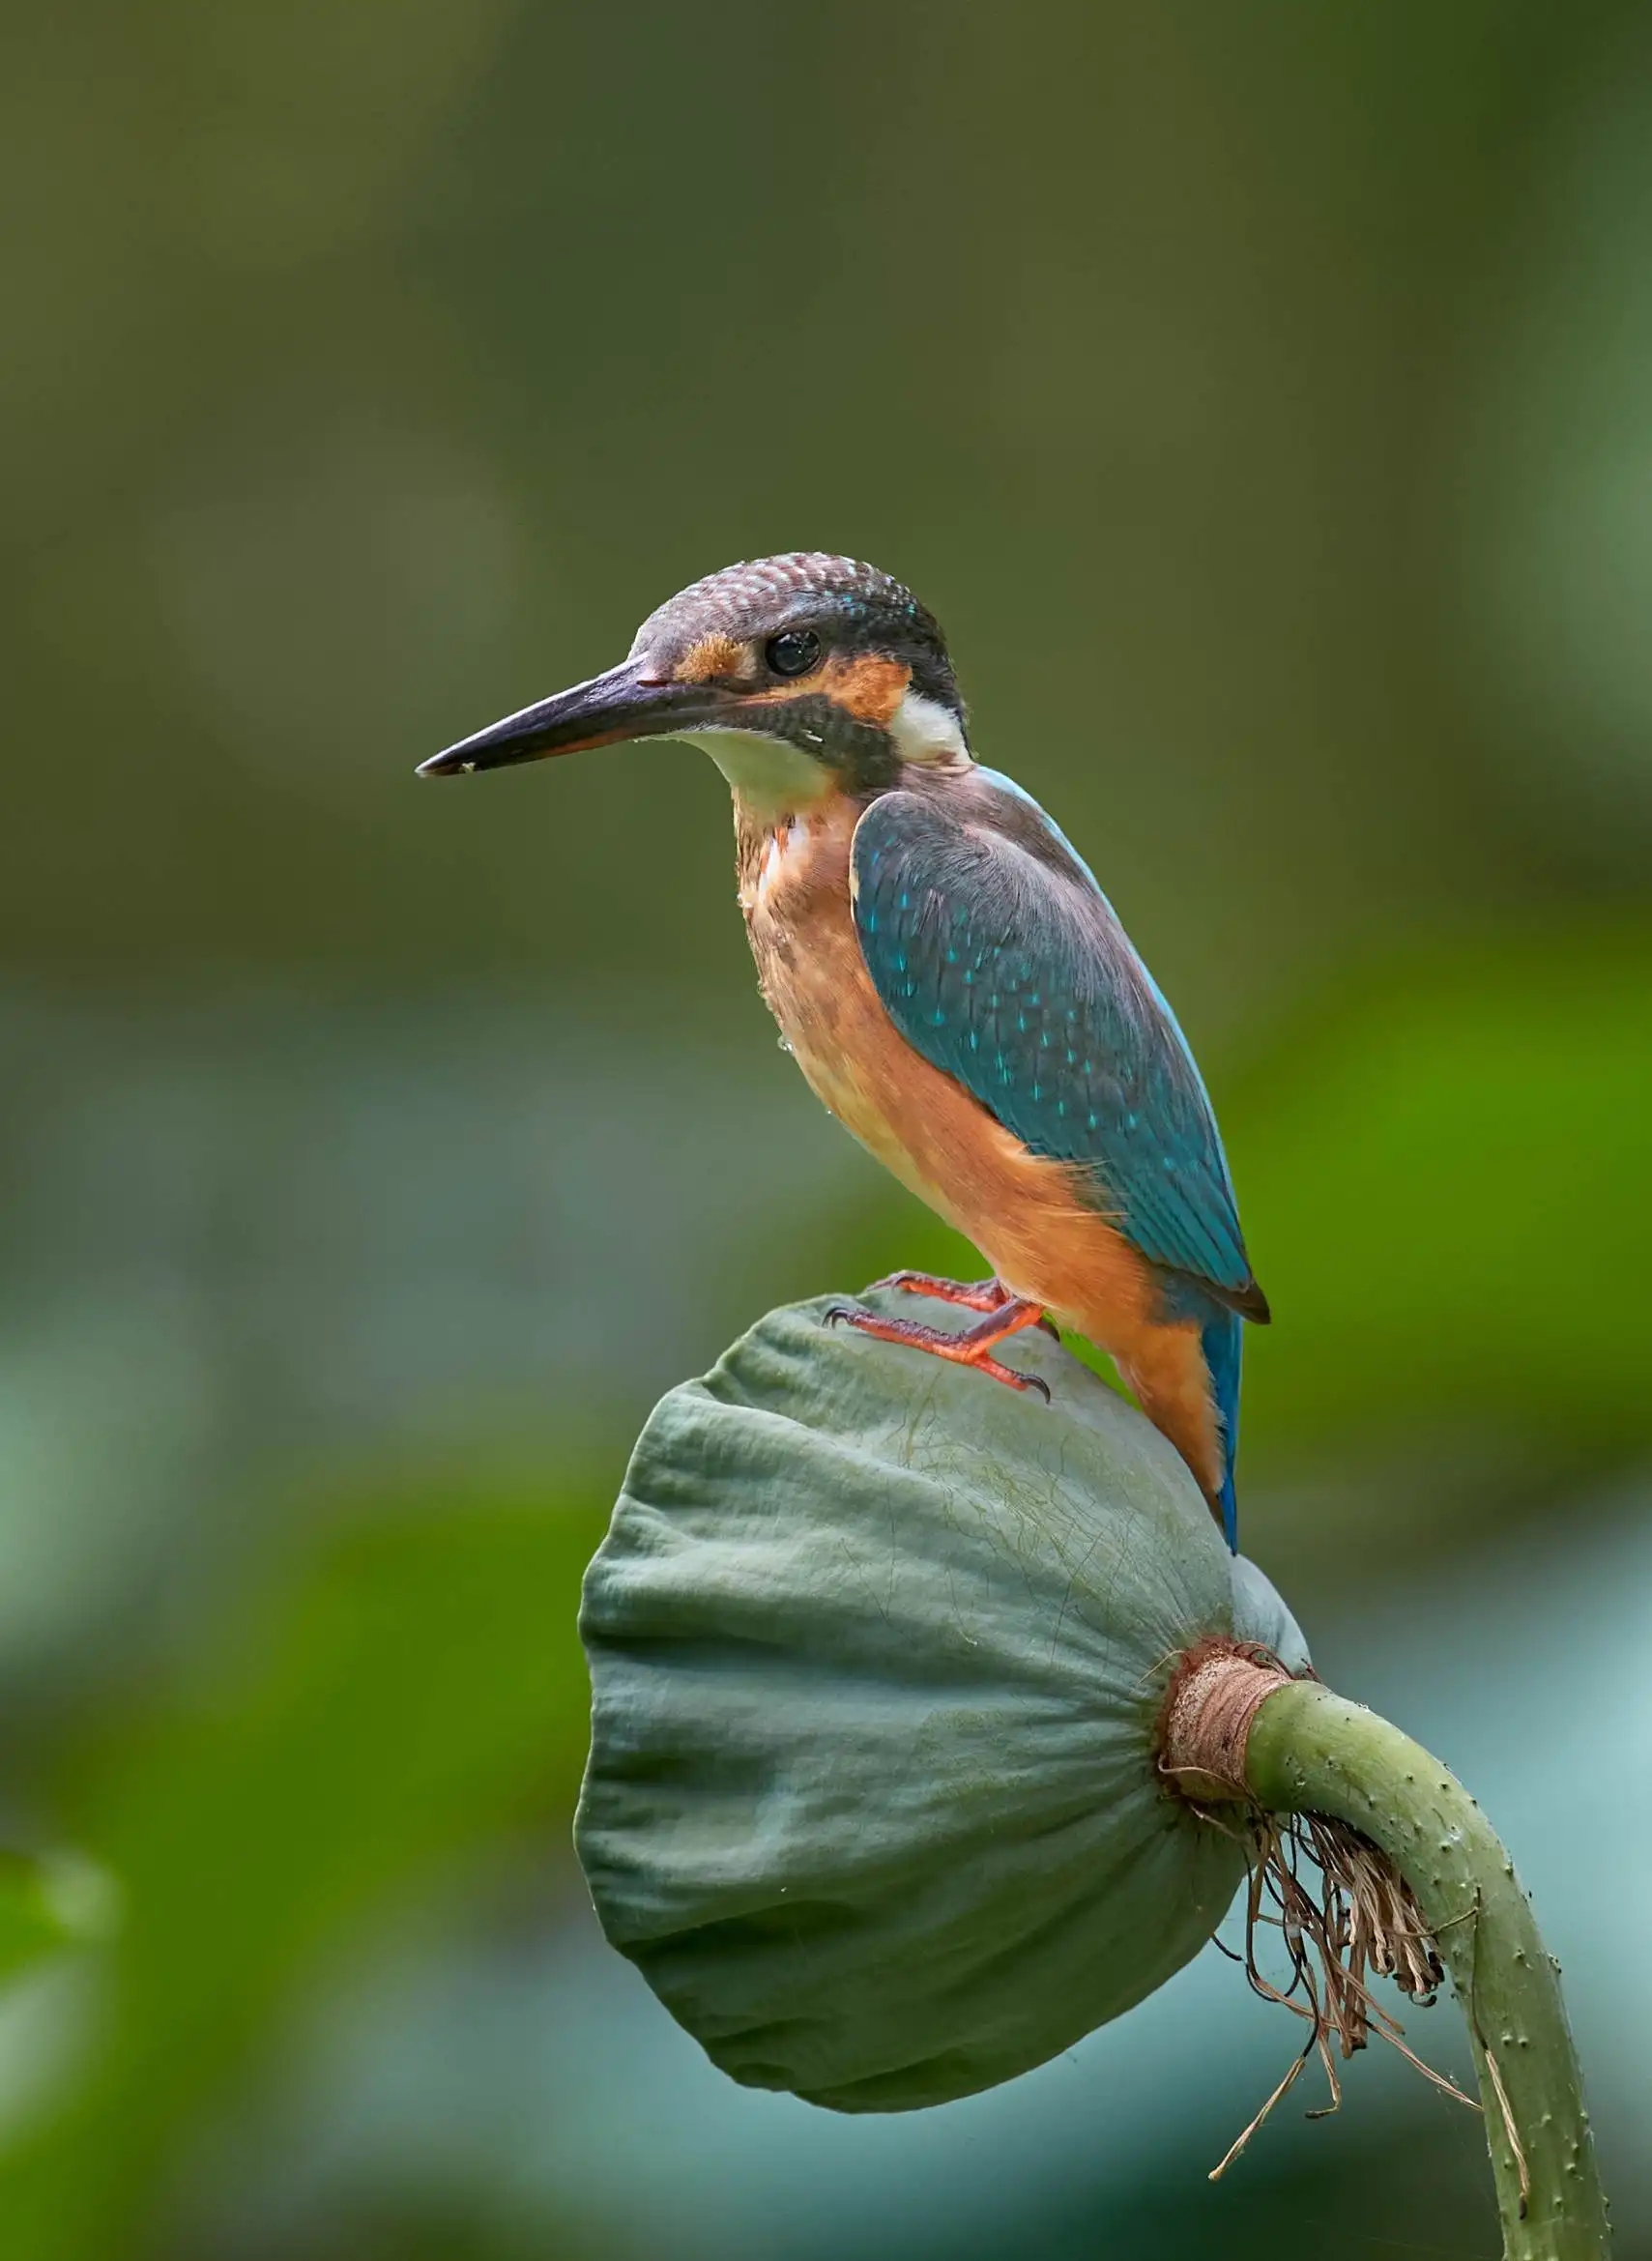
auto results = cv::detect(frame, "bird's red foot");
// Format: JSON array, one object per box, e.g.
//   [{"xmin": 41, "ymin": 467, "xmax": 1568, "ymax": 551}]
[
  {"xmin": 825, "ymin": 1293, "xmax": 1053, "ymax": 1402},
  {"xmin": 868, "ymin": 1270, "xmax": 1061, "ymax": 1338}
]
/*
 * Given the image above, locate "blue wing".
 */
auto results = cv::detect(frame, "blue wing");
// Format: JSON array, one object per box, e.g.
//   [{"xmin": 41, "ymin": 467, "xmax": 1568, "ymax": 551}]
[{"xmin": 850, "ymin": 772, "xmax": 1266, "ymax": 1318}]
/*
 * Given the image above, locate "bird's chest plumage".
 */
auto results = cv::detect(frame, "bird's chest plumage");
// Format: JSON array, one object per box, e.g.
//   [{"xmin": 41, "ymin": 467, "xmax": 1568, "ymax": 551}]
[{"xmin": 735, "ymin": 795, "xmax": 910, "ymax": 1171}]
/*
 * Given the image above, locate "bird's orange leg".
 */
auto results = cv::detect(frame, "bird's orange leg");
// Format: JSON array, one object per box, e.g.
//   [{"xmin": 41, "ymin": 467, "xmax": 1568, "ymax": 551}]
[
  {"xmin": 868, "ymin": 1270, "xmax": 1062, "ymax": 1337},
  {"xmin": 866, "ymin": 1269, "xmax": 1005, "ymax": 1311},
  {"xmin": 825, "ymin": 1293, "xmax": 1054, "ymax": 1402}
]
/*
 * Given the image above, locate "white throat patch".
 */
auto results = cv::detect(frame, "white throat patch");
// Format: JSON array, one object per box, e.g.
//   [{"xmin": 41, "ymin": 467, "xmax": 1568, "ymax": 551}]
[{"xmin": 676, "ymin": 728, "xmax": 836, "ymax": 823}]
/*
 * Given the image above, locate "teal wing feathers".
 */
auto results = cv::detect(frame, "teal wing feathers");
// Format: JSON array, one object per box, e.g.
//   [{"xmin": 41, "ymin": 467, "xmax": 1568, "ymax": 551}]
[{"xmin": 849, "ymin": 775, "xmax": 1266, "ymax": 1318}]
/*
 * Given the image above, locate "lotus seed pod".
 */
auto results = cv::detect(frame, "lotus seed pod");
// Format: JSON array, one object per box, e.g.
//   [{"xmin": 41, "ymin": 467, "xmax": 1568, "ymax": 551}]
[{"xmin": 574, "ymin": 1290, "xmax": 1308, "ymax": 2112}]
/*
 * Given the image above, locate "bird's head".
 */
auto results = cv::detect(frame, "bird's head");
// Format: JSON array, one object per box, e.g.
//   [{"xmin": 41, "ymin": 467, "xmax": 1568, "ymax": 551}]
[{"xmin": 419, "ymin": 554, "xmax": 968, "ymax": 819}]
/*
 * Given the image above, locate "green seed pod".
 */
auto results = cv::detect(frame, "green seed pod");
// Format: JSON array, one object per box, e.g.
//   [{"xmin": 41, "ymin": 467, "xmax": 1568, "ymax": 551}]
[{"xmin": 575, "ymin": 1290, "xmax": 1308, "ymax": 2112}]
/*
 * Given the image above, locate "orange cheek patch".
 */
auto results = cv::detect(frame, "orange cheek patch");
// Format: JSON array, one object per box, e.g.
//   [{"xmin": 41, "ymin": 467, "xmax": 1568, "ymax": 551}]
[
  {"xmin": 825, "ymin": 652, "xmax": 911, "ymax": 723},
  {"xmin": 742, "ymin": 652, "xmax": 911, "ymax": 721},
  {"xmin": 674, "ymin": 633, "xmax": 752, "ymax": 684}
]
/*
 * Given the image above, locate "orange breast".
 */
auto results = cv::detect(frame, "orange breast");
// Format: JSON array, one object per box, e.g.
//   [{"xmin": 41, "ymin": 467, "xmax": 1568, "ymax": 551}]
[{"xmin": 735, "ymin": 792, "xmax": 1225, "ymax": 1501}]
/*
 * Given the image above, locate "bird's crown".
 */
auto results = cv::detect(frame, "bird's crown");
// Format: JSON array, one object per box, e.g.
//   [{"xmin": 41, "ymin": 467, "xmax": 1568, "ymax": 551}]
[{"xmin": 629, "ymin": 553, "xmax": 960, "ymax": 721}]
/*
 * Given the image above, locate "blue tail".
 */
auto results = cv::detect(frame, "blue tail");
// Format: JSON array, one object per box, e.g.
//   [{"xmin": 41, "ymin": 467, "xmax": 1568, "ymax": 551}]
[{"xmin": 1201, "ymin": 1309, "xmax": 1244, "ymax": 1551}]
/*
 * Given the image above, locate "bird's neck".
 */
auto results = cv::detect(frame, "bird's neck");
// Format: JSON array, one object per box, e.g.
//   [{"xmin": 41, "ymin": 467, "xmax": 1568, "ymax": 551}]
[{"xmin": 685, "ymin": 685, "xmax": 970, "ymax": 827}]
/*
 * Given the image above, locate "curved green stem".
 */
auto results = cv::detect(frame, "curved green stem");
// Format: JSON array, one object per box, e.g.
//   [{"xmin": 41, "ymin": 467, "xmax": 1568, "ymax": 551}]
[{"xmin": 1244, "ymin": 1677, "xmax": 1609, "ymax": 2260}]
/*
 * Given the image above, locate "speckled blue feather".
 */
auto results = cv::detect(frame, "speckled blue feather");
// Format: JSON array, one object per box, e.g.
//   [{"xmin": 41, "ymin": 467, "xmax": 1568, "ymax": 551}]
[
  {"xmin": 852, "ymin": 772, "xmax": 1257, "ymax": 1295},
  {"xmin": 851, "ymin": 769, "xmax": 1262, "ymax": 1539}
]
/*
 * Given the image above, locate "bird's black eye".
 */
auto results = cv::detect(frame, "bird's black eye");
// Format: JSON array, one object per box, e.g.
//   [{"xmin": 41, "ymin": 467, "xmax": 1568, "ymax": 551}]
[{"xmin": 765, "ymin": 628, "xmax": 822, "ymax": 679}]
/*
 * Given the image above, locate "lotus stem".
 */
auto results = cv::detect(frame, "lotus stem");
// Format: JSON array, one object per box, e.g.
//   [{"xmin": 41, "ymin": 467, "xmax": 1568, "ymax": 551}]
[{"xmin": 1160, "ymin": 1647, "xmax": 1610, "ymax": 2259}]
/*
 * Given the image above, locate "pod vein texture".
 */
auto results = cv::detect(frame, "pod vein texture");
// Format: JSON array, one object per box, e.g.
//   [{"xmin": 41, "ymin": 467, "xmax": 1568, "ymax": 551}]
[{"xmin": 575, "ymin": 1290, "xmax": 1308, "ymax": 2112}]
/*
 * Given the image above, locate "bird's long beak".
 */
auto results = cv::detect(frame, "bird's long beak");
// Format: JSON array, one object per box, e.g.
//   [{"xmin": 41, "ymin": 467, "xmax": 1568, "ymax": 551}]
[{"xmin": 418, "ymin": 659, "xmax": 724, "ymax": 778}]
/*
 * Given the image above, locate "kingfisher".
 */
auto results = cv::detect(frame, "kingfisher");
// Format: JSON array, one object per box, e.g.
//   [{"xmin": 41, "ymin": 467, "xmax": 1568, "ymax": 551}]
[{"xmin": 420, "ymin": 555, "xmax": 1268, "ymax": 1545}]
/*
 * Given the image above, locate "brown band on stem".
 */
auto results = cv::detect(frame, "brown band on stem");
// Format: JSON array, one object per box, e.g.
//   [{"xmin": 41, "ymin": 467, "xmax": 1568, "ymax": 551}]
[{"xmin": 1157, "ymin": 1638, "xmax": 1292, "ymax": 1802}]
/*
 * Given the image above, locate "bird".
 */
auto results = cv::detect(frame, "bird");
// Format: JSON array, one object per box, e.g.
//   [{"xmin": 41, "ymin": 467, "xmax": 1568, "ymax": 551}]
[{"xmin": 420, "ymin": 554, "xmax": 1268, "ymax": 1546}]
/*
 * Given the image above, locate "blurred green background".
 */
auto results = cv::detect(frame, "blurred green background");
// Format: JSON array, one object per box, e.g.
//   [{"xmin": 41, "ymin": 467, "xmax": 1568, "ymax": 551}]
[{"xmin": 3, "ymin": 1, "xmax": 1651, "ymax": 2253}]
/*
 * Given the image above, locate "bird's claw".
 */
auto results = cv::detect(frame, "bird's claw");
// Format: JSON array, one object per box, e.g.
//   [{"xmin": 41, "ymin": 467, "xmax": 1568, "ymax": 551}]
[{"xmin": 821, "ymin": 1300, "xmax": 1053, "ymax": 1404}]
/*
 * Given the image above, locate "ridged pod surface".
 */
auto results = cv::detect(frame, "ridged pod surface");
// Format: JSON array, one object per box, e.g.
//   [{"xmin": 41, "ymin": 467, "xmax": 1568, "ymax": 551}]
[{"xmin": 575, "ymin": 1290, "xmax": 1307, "ymax": 2111}]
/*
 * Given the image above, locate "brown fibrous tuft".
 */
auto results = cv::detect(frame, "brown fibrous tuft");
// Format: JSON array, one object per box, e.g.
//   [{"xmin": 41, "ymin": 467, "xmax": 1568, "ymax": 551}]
[{"xmin": 1156, "ymin": 1638, "xmax": 1469, "ymax": 2178}]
